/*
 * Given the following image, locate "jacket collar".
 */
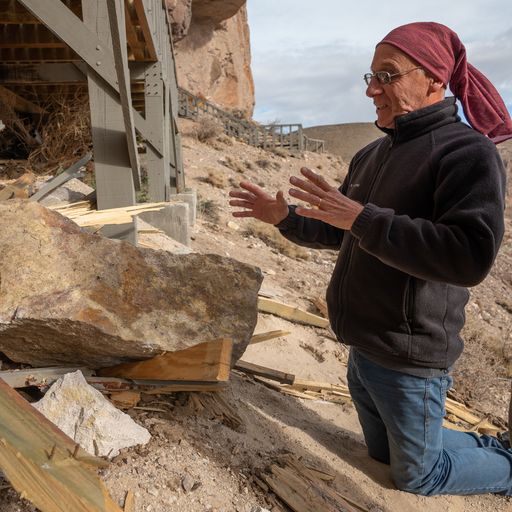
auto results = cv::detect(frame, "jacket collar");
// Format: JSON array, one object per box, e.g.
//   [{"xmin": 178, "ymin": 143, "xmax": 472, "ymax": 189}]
[{"xmin": 376, "ymin": 97, "xmax": 460, "ymax": 143}]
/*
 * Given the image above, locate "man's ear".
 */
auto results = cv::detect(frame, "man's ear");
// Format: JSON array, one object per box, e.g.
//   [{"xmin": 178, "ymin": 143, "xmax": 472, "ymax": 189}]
[{"xmin": 428, "ymin": 78, "xmax": 445, "ymax": 95}]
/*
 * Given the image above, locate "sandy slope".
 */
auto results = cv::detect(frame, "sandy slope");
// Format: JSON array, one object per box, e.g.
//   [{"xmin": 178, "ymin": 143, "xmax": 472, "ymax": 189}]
[{"xmin": 0, "ymin": 122, "xmax": 511, "ymax": 511}]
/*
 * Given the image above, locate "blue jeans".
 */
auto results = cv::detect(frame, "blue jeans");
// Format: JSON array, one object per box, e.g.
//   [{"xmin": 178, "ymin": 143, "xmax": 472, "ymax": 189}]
[{"xmin": 347, "ymin": 349, "xmax": 512, "ymax": 495}]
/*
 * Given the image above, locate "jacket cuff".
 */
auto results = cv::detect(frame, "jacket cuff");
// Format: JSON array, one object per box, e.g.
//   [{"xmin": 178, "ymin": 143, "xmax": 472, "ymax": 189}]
[
  {"xmin": 350, "ymin": 203, "xmax": 379, "ymax": 239},
  {"xmin": 274, "ymin": 205, "xmax": 298, "ymax": 231}
]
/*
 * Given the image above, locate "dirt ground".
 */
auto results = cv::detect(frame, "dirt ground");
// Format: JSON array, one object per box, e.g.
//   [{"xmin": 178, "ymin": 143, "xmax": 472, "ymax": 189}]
[{"xmin": 0, "ymin": 121, "xmax": 511, "ymax": 511}]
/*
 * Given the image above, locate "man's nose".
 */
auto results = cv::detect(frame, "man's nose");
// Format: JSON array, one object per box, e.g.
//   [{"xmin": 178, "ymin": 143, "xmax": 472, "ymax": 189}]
[{"xmin": 366, "ymin": 78, "xmax": 383, "ymax": 98}]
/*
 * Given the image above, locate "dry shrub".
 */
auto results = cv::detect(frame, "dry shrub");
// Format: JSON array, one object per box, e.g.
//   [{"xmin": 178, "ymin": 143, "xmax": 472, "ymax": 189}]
[
  {"xmin": 255, "ymin": 158, "xmax": 281, "ymax": 171},
  {"xmin": 255, "ymin": 159, "xmax": 270, "ymax": 169},
  {"xmin": 28, "ymin": 93, "xmax": 91, "ymax": 175},
  {"xmin": 198, "ymin": 168, "xmax": 227, "ymax": 189},
  {"xmin": 194, "ymin": 115, "xmax": 223, "ymax": 143},
  {"xmin": 198, "ymin": 197, "xmax": 220, "ymax": 223},
  {"xmin": 0, "ymin": 99, "xmax": 39, "ymax": 156},
  {"xmin": 217, "ymin": 134, "xmax": 234, "ymax": 146},
  {"xmin": 220, "ymin": 155, "xmax": 245, "ymax": 174},
  {"xmin": 272, "ymin": 148, "xmax": 287, "ymax": 158},
  {"xmin": 244, "ymin": 220, "xmax": 310, "ymax": 260}
]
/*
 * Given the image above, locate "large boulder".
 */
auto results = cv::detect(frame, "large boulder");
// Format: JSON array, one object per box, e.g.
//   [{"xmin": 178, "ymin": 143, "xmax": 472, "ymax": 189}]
[{"xmin": 0, "ymin": 201, "xmax": 262, "ymax": 367}]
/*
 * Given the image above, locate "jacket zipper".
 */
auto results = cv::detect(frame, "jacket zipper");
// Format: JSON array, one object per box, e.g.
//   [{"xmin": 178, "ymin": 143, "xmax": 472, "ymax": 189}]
[{"xmin": 338, "ymin": 140, "xmax": 394, "ymax": 340}]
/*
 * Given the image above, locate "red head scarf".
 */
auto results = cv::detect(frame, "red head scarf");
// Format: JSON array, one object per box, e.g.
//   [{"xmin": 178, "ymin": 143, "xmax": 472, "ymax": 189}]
[{"xmin": 378, "ymin": 22, "xmax": 512, "ymax": 144}]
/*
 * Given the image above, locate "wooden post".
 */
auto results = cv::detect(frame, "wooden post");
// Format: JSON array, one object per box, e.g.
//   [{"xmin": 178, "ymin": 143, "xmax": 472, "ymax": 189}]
[
  {"xmin": 106, "ymin": 0, "xmax": 141, "ymax": 190},
  {"xmin": 82, "ymin": 0, "xmax": 136, "ymax": 241},
  {"xmin": 145, "ymin": 61, "xmax": 168, "ymax": 201},
  {"xmin": 298, "ymin": 125, "xmax": 304, "ymax": 152}
]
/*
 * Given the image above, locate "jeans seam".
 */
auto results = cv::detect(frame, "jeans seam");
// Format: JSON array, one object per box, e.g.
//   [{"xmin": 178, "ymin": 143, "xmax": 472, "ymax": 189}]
[{"xmin": 421, "ymin": 379, "xmax": 430, "ymax": 491}]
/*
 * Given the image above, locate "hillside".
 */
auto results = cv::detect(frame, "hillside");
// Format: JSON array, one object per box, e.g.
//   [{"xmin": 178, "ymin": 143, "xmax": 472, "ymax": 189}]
[
  {"xmin": 304, "ymin": 122, "xmax": 382, "ymax": 162},
  {"xmin": 0, "ymin": 122, "xmax": 511, "ymax": 511}
]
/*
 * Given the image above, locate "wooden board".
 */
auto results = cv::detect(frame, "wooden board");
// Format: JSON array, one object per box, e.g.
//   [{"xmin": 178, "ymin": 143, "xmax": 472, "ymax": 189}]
[
  {"xmin": 249, "ymin": 330, "xmax": 291, "ymax": 345},
  {"xmin": 234, "ymin": 360, "xmax": 295, "ymax": 385},
  {"xmin": 0, "ymin": 377, "xmax": 120, "ymax": 512},
  {"xmin": 258, "ymin": 297, "xmax": 329, "ymax": 328},
  {"xmin": 0, "ymin": 367, "xmax": 93, "ymax": 389},
  {"xmin": 98, "ymin": 338, "xmax": 232, "ymax": 382}
]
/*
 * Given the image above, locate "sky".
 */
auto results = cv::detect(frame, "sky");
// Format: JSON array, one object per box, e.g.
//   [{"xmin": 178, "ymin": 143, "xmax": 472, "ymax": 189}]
[{"xmin": 246, "ymin": 0, "xmax": 512, "ymax": 127}]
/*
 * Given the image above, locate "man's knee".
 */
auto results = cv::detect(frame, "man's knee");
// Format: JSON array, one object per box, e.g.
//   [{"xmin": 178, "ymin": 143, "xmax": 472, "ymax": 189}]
[{"xmin": 391, "ymin": 469, "xmax": 434, "ymax": 496}]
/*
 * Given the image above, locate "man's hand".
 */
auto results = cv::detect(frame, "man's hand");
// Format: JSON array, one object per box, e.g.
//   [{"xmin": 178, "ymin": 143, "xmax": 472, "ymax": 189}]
[
  {"xmin": 229, "ymin": 181, "xmax": 289, "ymax": 225},
  {"xmin": 289, "ymin": 167, "xmax": 364, "ymax": 230}
]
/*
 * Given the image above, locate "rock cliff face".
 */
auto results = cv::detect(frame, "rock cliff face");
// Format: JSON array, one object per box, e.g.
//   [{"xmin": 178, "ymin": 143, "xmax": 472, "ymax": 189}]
[{"xmin": 166, "ymin": 0, "xmax": 254, "ymax": 117}]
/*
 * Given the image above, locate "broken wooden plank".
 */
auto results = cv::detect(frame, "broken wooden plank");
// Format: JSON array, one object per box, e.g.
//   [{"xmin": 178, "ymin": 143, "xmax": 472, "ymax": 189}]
[
  {"xmin": 0, "ymin": 367, "xmax": 94, "ymax": 389},
  {"xmin": 260, "ymin": 455, "xmax": 367, "ymax": 512},
  {"xmin": 143, "ymin": 381, "xmax": 228, "ymax": 394},
  {"xmin": 109, "ymin": 390, "xmax": 141, "ymax": 409},
  {"xmin": 84, "ymin": 376, "xmax": 227, "ymax": 394},
  {"xmin": 258, "ymin": 297, "xmax": 329, "ymax": 328},
  {"xmin": 234, "ymin": 360, "xmax": 295, "ymax": 385},
  {"xmin": 189, "ymin": 392, "xmax": 244, "ymax": 431},
  {"xmin": 291, "ymin": 378, "xmax": 350, "ymax": 395},
  {"xmin": 0, "ymin": 377, "xmax": 120, "ymax": 511},
  {"xmin": 98, "ymin": 339, "xmax": 232, "ymax": 382},
  {"xmin": 30, "ymin": 152, "xmax": 92, "ymax": 202},
  {"xmin": 49, "ymin": 201, "xmax": 174, "ymax": 227},
  {"xmin": 249, "ymin": 330, "xmax": 291, "ymax": 345},
  {"xmin": 445, "ymin": 397, "xmax": 500, "ymax": 433}
]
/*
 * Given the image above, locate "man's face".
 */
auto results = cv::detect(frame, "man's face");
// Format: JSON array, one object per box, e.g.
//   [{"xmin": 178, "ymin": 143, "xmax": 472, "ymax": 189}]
[{"xmin": 367, "ymin": 44, "xmax": 438, "ymax": 129}]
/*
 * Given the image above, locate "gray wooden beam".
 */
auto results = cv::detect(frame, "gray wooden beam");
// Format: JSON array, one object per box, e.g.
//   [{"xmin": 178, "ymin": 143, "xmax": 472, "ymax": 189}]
[
  {"xmin": 106, "ymin": 0, "xmax": 141, "ymax": 190},
  {"xmin": 144, "ymin": 61, "xmax": 167, "ymax": 201},
  {"xmin": 82, "ymin": 0, "xmax": 136, "ymax": 221},
  {"xmin": 30, "ymin": 152, "xmax": 92, "ymax": 202}
]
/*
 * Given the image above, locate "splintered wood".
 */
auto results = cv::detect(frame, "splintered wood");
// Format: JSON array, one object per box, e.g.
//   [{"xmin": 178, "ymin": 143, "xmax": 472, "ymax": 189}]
[
  {"xmin": 0, "ymin": 377, "xmax": 120, "ymax": 512},
  {"xmin": 48, "ymin": 201, "xmax": 170, "ymax": 227},
  {"xmin": 256, "ymin": 455, "xmax": 367, "ymax": 512},
  {"xmin": 189, "ymin": 392, "xmax": 244, "ymax": 431}
]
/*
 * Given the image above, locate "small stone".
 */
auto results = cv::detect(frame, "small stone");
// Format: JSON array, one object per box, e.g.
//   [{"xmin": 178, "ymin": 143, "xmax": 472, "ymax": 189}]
[{"xmin": 181, "ymin": 474, "xmax": 194, "ymax": 493}]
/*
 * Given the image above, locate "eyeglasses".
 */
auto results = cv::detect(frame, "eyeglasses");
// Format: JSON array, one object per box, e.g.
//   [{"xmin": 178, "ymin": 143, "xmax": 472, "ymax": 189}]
[{"xmin": 363, "ymin": 67, "xmax": 422, "ymax": 86}]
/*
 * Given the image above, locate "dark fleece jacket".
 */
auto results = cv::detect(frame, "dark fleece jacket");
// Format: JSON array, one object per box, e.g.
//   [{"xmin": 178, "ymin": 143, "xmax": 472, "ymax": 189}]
[{"xmin": 277, "ymin": 98, "xmax": 506, "ymax": 369}]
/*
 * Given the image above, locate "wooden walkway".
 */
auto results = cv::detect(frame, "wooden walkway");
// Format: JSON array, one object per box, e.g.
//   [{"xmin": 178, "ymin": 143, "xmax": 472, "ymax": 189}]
[{"xmin": 178, "ymin": 88, "xmax": 325, "ymax": 153}]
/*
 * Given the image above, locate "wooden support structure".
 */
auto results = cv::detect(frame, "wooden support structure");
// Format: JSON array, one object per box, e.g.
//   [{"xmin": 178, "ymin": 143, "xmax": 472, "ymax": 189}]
[
  {"xmin": 0, "ymin": 84, "xmax": 45, "ymax": 113},
  {"xmin": 0, "ymin": 377, "xmax": 120, "ymax": 511},
  {"xmin": 5, "ymin": 0, "xmax": 186, "ymax": 243}
]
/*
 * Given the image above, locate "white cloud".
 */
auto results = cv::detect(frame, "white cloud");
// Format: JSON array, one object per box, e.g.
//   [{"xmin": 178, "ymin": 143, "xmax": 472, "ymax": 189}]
[{"xmin": 247, "ymin": 0, "xmax": 512, "ymax": 126}]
